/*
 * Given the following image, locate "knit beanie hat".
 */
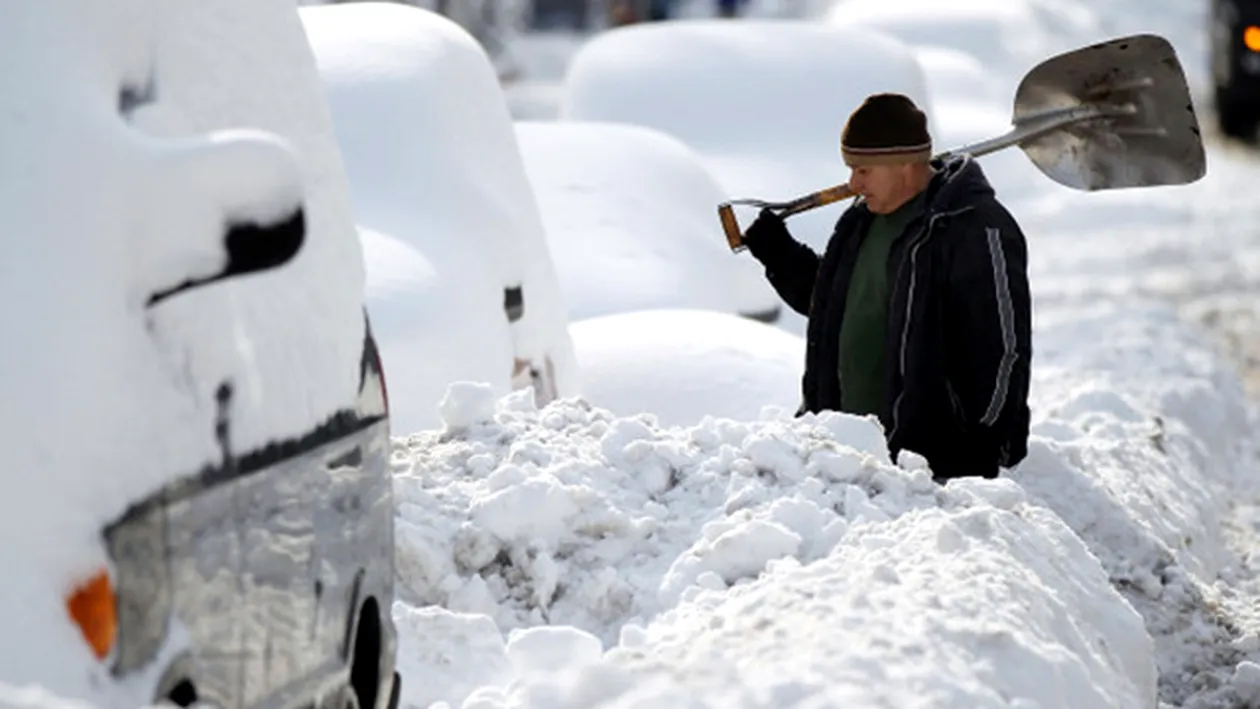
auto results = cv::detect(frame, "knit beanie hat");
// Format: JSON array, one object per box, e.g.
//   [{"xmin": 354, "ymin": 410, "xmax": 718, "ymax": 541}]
[{"xmin": 840, "ymin": 93, "xmax": 932, "ymax": 166}]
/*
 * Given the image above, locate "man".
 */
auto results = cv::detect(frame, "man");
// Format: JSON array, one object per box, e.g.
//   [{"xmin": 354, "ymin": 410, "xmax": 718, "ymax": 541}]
[{"xmin": 741, "ymin": 93, "xmax": 1031, "ymax": 481}]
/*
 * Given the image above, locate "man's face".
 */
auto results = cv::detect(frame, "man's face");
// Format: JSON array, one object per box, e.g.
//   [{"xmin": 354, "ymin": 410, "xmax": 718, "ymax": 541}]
[{"xmin": 848, "ymin": 163, "xmax": 915, "ymax": 215}]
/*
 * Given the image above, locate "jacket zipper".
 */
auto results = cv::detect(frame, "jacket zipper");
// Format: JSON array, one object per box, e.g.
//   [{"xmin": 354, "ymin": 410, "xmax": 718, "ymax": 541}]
[{"xmin": 888, "ymin": 206, "xmax": 974, "ymax": 444}]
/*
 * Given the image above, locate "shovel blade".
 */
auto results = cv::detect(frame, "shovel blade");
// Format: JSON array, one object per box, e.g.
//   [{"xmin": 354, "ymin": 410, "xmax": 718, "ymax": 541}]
[{"xmin": 1013, "ymin": 34, "xmax": 1206, "ymax": 191}]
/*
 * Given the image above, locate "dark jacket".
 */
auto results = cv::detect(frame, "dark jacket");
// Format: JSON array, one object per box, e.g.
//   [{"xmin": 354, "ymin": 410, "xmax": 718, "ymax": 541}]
[{"xmin": 744, "ymin": 155, "xmax": 1031, "ymax": 479}]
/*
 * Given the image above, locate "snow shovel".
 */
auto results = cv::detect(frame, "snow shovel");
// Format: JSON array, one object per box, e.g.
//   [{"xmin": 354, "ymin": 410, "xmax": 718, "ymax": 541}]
[{"xmin": 717, "ymin": 33, "xmax": 1207, "ymax": 252}]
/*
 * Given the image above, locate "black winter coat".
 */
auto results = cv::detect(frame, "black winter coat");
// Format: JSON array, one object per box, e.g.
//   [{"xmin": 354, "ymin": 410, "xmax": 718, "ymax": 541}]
[{"xmin": 745, "ymin": 155, "xmax": 1031, "ymax": 479}]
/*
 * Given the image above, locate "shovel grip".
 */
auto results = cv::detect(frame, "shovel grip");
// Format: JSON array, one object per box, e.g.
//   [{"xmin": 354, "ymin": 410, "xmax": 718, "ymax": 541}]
[
  {"xmin": 719, "ymin": 183, "xmax": 856, "ymax": 252},
  {"xmin": 718, "ymin": 204, "xmax": 743, "ymax": 251}
]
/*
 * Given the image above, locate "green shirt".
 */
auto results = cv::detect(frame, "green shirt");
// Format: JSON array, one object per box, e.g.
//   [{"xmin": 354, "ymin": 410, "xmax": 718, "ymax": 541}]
[{"xmin": 837, "ymin": 190, "xmax": 927, "ymax": 418}]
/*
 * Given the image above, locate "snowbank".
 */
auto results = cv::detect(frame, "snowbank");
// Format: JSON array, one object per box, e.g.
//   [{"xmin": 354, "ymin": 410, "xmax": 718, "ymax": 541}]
[
  {"xmin": 1010, "ymin": 305, "xmax": 1255, "ymax": 705},
  {"xmin": 514, "ymin": 121, "xmax": 778, "ymax": 322},
  {"xmin": 301, "ymin": 2, "xmax": 579, "ymax": 435},
  {"xmin": 0, "ymin": 0, "xmax": 363, "ymax": 698},
  {"xmin": 568, "ymin": 309, "xmax": 804, "ymax": 425},
  {"xmin": 389, "ymin": 303, "xmax": 1254, "ymax": 708}
]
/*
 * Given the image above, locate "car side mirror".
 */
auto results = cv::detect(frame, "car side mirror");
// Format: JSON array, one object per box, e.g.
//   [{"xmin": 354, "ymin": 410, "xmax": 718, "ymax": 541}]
[{"xmin": 147, "ymin": 209, "xmax": 305, "ymax": 307}]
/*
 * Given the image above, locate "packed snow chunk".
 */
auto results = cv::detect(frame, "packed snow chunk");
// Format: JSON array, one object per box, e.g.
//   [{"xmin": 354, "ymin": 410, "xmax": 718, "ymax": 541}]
[
  {"xmin": 569, "ymin": 309, "xmax": 805, "ymax": 426},
  {"xmin": 441, "ymin": 382, "xmax": 501, "ymax": 431},
  {"xmin": 392, "ymin": 394, "xmax": 923, "ymax": 645},
  {"xmin": 302, "ymin": 2, "xmax": 578, "ymax": 435},
  {"xmin": 660, "ymin": 518, "xmax": 802, "ymax": 606},
  {"xmin": 470, "ymin": 477, "xmax": 582, "ymax": 544},
  {"xmin": 514, "ymin": 120, "xmax": 778, "ymax": 322},
  {"xmin": 1233, "ymin": 661, "xmax": 1260, "ymax": 706},
  {"xmin": 561, "ymin": 20, "xmax": 931, "ymax": 259},
  {"xmin": 506, "ymin": 626, "xmax": 605, "ymax": 678},
  {"xmin": 393, "ymin": 602, "xmax": 514, "ymax": 707}
]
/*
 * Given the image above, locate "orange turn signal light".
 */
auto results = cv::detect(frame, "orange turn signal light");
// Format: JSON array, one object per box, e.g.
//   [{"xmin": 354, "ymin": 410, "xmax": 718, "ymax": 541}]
[
  {"xmin": 1245, "ymin": 26, "xmax": 1260, "ymax": 53},
  {"xmin": 66, "ymin": 569, "xmax": 117, "ymax": 661}
]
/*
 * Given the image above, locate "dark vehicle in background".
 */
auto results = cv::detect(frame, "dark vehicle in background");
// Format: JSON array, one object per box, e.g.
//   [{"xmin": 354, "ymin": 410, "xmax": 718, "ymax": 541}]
[{"xmin": 1211, "ymin": 0, "xmax": 1260, "ymax": 137}]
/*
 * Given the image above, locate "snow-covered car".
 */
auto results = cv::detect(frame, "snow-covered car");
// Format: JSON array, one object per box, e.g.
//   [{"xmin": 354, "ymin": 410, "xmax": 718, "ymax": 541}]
[
  {"xmin": 514, "ymin": 120, "xmax": 781, "ymax": 323},
  {"xmin": 1211, "ymin": 0, "xmax": 1260, "ymax": 137},
  {"xmin": 301, "ymin": 2, "xmax": 579, "ymax": 435},
  {"xmin": 101, "ymin": 298, "xmax": 400, "ymax": 709},
  {"xmin": 0, "ymin": 1, "xmax": 398, "ymax": 707},
  {"xmin": 569, "ymin": 308, "xmax": 806, "ymax": 425}
]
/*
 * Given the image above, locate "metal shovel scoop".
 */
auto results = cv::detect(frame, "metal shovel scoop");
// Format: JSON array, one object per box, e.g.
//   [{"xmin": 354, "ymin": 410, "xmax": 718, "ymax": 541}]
[{"xmin": 718, "ymin": 33, "xmax": 1207, "ymax": 251}]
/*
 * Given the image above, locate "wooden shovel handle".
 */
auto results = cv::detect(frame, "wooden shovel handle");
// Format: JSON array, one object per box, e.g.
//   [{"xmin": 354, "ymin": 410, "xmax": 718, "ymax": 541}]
[
  {"xmin": 719, "ymin": 182, "xmax": 857, "ymax": 252},
  {"xmin": 790, "ymin": 183, "xmax": 857, "ymax": 215}
]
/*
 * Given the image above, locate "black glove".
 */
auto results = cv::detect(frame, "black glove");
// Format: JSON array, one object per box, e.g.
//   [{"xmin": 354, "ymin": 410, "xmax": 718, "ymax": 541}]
[{"xmin": 742, "ymin": 208, "xmax": 790, "ymax": 258}]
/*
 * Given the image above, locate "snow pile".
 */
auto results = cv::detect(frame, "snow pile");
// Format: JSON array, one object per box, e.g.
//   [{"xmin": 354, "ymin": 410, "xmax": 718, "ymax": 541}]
[
  {"xmin": 0, "ymin": 0, "xmax": 363, "ymax": 698},
  {"xmin": 389, "ymin": 303, "xmax": 1259, "ymax": 707},
  {"xmin": 1010, "ymin": 306, "xmax": 1256, "ymax": 705},
  {"xmin": 514, "ymin": 121, "xmax": 778, "ymax": 322},
  {"xmin": 538, "ymin": 498, "xmax": 1152, "ymax": 708},
  {"xmin": 568, "ymin": 309, "xmax": 804, "ymax": 425},
  {"xmin": 301, "ymin": 2, "xmax": 578, "ymax": 435}
]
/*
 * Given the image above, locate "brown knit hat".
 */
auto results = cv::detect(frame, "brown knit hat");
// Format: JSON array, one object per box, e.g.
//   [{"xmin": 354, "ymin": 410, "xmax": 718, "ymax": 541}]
[{"xmin": 840, "ymin": 93, "xmax": 932, "ymax": 167}]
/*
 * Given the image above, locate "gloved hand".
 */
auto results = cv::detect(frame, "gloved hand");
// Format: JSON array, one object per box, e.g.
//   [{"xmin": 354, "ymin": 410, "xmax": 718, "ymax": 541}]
[{"xmin": 741, "ymin": 208, "xmax": 790, "ymax": 257}]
